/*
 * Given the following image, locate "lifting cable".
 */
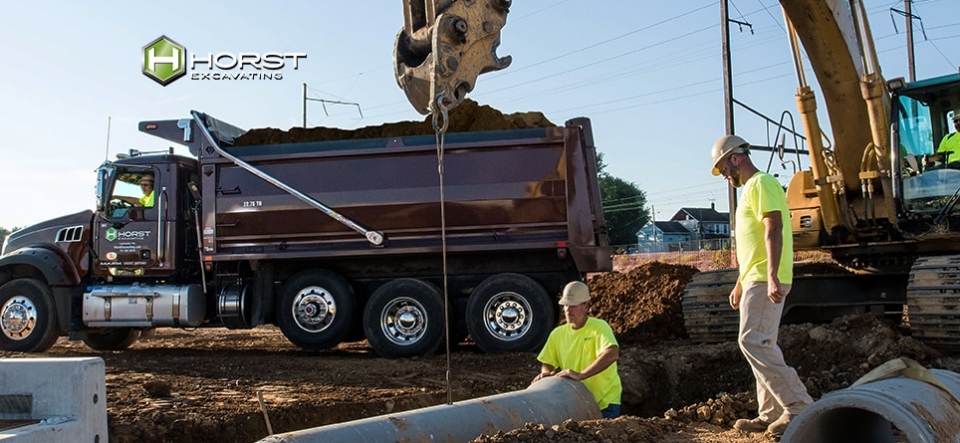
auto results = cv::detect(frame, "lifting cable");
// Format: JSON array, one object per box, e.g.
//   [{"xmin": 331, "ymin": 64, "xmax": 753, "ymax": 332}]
[{"xmin": 431, "ymin": 94, "xmax": 454, "ymax": 405}]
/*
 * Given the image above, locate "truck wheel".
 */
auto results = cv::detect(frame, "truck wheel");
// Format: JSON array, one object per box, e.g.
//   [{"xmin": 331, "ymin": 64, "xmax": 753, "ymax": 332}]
[
  {"xmin": 83, "ymin": 328, "xmax": 142, "ymax": 351},
  {"xmin": 466, "ymin": 274, "xmax": 553, "ymax": 354},
  {"xmin": 363, "ymin": 279, "xmax": 445, "ymax": 359},
  {"xmin": 0, "ymin": 279, "xmax": 60, "ymax": 353},
  {"xmin": 277, "ymin": 270, "xmax": 356, "ymax": 351}
]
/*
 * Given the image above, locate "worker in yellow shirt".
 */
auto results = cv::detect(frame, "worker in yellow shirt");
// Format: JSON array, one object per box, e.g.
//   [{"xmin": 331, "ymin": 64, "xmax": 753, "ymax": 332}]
[
  {"xmin": 139, "ymin": 174, "xmax": 155, "ymax": 207},
  {"xmin": 936, "ymin": 107, "xmax": 960, "ymax": 168},
  {"xmin": 711, "ymin": 135, "xmax": 813, "ymax": 437},
  {"xmin": 532, "ymin": 281, "xmax": 622, "ymax": 418}
]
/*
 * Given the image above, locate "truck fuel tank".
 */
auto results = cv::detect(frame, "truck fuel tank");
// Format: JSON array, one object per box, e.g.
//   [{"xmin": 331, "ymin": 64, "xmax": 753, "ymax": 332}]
[{"xmin": 83, "ymin": 284, "xmax": 205, "ymax": 328}]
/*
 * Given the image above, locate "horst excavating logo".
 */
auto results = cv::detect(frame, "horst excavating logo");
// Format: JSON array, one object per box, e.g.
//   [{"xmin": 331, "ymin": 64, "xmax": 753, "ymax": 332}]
[
  {"xmin": 142, "ymin": 35, "xmax": 307, "ymax": 86},
  {"xmin": 142, "ymin": 36, "xmax": 187, "ymax": 86},
  {"xmin": 105, "ymin": 227, "xmax": 151, "ymax": 242}
]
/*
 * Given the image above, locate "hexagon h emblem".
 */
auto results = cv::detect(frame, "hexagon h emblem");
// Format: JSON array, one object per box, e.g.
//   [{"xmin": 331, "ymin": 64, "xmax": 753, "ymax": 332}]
[
  {"xmin": 105, "ymin": 227, "xmax": 118, "ymax": 242},
  {"xmin": 142, "ymin": 35, "xmax": 187, "ymax": 86}
]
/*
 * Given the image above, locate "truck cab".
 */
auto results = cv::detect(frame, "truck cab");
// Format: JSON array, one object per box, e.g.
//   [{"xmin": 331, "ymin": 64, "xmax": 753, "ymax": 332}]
[{"xmin": 93, "ymin": 152, "xmax": 202, "ymax": 283}]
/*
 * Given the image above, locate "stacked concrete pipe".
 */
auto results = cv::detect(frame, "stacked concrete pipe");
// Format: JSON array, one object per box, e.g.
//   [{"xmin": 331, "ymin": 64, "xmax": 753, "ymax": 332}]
[
  {"xmin": 256, "ymin": 376, "xmax": 601, "ymax": 443},
  {"xmin": 782, "ymin": 358, "xmax": 960, "ymax": 442}
]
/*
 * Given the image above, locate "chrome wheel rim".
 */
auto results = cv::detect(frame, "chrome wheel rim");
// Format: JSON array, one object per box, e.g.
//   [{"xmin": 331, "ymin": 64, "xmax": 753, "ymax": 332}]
[
  {"xmin": 1, "ymin": 296, "xmax": 37, "ymax": 340},
  {"xmin": 291, "ymin": 286, "xmax": 337, "ymax": 333},
  {"xmin": 482, "ymin": 291, "xmax": 531, "ymax": 342},
  {"xmin": 380, "ymin": 297, "xmax": 427, "ymax": 346}
]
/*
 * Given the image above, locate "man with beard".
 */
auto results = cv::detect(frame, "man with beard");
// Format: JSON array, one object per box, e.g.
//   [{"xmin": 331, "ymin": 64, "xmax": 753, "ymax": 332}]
[{"xmin": 711, "ymin": 135, "xmax": 813, "ymax": 437}]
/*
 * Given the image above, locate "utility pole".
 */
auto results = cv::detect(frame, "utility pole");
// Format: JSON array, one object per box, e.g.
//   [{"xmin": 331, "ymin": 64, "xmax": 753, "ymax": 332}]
[
  {"xmin": 302, "ymin": 83, "xmax": 363, "ymax": 127},
  {"xmin": 720, "ymin": 0, "xmax": 737, "ymax": 259},
  {"xmin": 905, "ymin": 0, "xmax": 915, "ymax": 82},
  {"xmin": 720, "ymin": 0, "xmax": 751, "ymax": 263},
  {"xmin": 651, "ymin": 205, "xmax": 658, "ymax": 252},
  {"xmin": 891, "ymin": 2, "xmax": 924, "ymax": 82},
  {"xmin": 721, "ymin": 0, "xmax": 734, "ymax": 137}
]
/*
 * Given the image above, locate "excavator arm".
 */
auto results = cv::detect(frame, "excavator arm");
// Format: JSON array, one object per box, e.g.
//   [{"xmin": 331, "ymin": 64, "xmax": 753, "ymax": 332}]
[
  {"xmin": 395, "ymin": 0, "xmax": 512, "ymax": 115},
  {"xmin": 781, "ymin": 0, "xmax": 899, "ymax": 245},
  {"xmin": 781, "ymin": 0, "xmax": 880, "ymax": 194}
]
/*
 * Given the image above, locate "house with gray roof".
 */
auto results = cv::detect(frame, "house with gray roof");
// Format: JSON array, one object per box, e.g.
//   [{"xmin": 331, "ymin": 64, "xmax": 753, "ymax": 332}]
[{"xmin": 636, "ymin": 203, "xmax": 731, "ymax": 252}]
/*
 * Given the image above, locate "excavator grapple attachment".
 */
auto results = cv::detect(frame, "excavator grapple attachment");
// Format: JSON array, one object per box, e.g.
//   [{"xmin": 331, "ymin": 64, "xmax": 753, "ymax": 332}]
[{"xmin": 395, "ymin": 0, "xmax": 512, "ymax": 114}]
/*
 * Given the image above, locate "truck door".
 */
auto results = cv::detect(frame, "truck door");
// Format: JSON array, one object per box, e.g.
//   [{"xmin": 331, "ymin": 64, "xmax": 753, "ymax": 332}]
[{"xmin": 95, "ymin": 168, "xmax": 174, "ymax": 278}]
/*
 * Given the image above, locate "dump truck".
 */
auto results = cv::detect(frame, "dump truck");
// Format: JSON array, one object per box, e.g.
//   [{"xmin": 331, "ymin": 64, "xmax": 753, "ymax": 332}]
[
  {"xmin": 0, "ymin": 111, "xmax": 610, "ymax": 358},
  {"xmin": 683, "ymin": 0, "xmax": 960, "ymax": 350}
]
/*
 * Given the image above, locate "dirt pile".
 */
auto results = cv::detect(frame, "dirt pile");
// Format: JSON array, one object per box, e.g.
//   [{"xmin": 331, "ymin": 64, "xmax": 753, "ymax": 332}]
[
  {"xmin": 588, "ymin": 261, "xmax": 700, "ymax": 343},
  {"xmin": 780, "ymin": 313, "xmax": 941, "ymax": 398},
  {"xmin": 233, "ymin": 99, "xmax": 555, "ymax": 146}
]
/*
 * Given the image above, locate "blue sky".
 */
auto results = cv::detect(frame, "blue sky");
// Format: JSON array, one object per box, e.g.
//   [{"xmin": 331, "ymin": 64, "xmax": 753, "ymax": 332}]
[{"xmin": 1, "ymin": 1, "xmax": 957, "ymax": 234}]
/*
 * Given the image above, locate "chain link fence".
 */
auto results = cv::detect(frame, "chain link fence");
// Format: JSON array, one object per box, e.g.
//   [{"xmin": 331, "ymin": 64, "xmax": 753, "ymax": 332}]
[{"xmin": 612, "ymin": 248, "xmax": 831, "ymax": 272}]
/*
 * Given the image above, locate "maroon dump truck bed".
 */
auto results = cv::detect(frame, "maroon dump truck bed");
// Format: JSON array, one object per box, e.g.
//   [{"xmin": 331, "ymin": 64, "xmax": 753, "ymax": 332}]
[{"xmin": 199, "ymin": 117, "xmax": 611, "ymax": 274}]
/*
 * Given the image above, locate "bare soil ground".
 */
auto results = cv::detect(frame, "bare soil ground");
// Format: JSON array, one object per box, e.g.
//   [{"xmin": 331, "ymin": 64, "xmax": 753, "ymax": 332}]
[{"xmin": 2, "ymin": 261, "xmax": 956, "ymax": 443}]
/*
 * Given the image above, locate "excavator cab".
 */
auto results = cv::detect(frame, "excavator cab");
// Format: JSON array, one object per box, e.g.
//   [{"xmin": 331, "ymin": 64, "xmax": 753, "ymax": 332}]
[{"xmin": 891, "ymin": 73, "xmax": 960, "ymax": 216}]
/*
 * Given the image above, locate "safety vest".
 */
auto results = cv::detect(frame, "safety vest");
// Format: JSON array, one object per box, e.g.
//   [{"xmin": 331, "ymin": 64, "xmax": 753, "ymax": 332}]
[
  {"xmin": 937, "ymin": 132, "xmax": 960, "ymax": 164},
  {"xmin": 140, "ymin": 191, "xmax": 155, "ymax": 208}
]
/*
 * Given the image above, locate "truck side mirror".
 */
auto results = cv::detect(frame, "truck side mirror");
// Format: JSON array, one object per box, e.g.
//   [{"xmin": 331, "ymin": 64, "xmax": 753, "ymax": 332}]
[{"xmin": 95, "ymin": 167, "xmax": 112, "ymax": 213}]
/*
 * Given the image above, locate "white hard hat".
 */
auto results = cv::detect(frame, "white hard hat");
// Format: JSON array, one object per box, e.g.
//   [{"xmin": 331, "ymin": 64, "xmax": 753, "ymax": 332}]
[
  {"xmin": 711, "ymin": 135, "xmax": 750, "ymax": 176},
  {"xmin": 558, "ymin": 281, "xmax": 590, "ymax": 306}
]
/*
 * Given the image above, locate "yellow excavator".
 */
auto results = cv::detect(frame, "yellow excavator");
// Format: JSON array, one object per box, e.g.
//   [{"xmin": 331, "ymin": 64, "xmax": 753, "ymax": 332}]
[{"xmin": 683, "ymin": 0, "xmax": 960, "ymax": 350}]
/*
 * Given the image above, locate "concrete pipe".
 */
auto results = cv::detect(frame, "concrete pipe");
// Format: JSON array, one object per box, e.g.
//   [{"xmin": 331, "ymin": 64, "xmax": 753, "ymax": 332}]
[
  {"xmin": 782, "ymin": 363, "xmax": 960, "ymax": 443},
  {"xmin": 256, "ymin": 376, "xmax": 601, "ymax": 443}
]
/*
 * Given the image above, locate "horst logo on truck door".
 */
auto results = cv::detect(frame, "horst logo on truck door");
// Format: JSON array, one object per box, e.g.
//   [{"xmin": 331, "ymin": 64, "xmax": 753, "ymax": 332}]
[
  {"xmin": 98, "ymin": 225, "xmax": 155, "ymax": 268},
  {"xmin": 105, "ymin": 227, "xmax": 152, "ymax": 241}
]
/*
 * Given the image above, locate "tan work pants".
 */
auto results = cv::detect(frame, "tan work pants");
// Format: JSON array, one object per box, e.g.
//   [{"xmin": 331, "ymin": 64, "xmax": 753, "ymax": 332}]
[{"xmin": 738, "ymin": 281, "xmax": 813, "ymax": 421}]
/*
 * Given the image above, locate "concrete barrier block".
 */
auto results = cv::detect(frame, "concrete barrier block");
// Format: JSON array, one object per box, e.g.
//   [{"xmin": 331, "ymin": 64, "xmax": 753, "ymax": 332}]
[{"xmin": 0, "ymin": 357, "xmax": 107, "ymax": 443}]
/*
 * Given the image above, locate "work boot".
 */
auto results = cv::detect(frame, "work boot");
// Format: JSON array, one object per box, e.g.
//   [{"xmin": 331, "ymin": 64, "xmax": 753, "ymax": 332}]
[
  {"xmin": 766, "ymin": 413, "xmax": 797, "ymax": 437},
  {"xmin": 733, "ymin": 417, "xmax": 770, "ymax": 433}
]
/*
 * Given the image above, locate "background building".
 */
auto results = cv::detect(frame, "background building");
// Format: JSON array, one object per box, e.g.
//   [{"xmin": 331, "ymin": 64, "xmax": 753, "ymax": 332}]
[{"xmin": 636, "ymin": 204, "xmax": 730, "ymax": 252}]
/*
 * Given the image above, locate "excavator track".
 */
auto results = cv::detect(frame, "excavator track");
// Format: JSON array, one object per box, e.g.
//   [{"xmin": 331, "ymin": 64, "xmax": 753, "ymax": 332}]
[
  {"xmin": 682, "ymin": 268, "xmax": 740, "ymax": 343},
  {"xmin": 907, "ymin": 255, "xmax": 960, "ymax": 352}
]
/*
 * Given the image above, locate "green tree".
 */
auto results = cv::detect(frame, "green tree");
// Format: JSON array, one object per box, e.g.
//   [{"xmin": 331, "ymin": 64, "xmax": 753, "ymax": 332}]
[
  {"xmin": 596, "ymin": 153, "xmax": 649, "ymax": 248},
  {"xmin": 0, "ymin": 227, "xmax": 20, "ymax": 247}
]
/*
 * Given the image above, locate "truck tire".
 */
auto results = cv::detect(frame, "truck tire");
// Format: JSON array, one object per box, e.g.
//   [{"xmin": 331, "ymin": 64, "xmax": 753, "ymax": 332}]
[
  {"xmin": 465, "ymin": 273, "xmax": 553, "ymax": 354},
  {"xmin": 277, "ymin": 270, "xmax": 356, "ymax": 351},
  {"xmin": 363, "ymin": 278, "xmax": 445, "ymax": 359},
  {"xmin": 0, "ymin": 279, "xmax": 60, "ymax": 353},
  {"xmin": 83, "ymin": 328, "xmax": 142, "ymax": 351}
]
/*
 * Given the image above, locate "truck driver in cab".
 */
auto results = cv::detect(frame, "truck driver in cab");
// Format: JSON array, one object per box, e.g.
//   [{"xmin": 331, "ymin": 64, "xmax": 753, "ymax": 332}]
[{"xmin": 139, "ymin": 174, "xmax": 155, "ymax": 208}]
